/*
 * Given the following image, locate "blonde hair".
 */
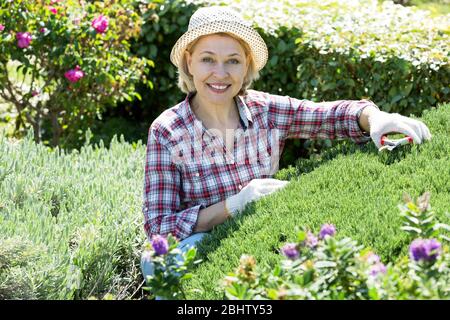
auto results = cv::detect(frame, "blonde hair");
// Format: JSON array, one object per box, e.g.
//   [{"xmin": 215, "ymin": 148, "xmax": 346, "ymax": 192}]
[{"xmin": 177, "ymin": 32, "xmax": 260, "ymax": 95}]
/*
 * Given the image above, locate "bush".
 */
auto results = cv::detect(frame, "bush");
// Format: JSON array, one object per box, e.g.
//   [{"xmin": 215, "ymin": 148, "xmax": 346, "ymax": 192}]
[
  {"xmin": 0, "ymin": 0, "xmax": 152, "ymax": 149},
  {"xmin": 183, "ymin": 103, "xmax": 450, "ymax": 299},
  {"xmin": 222, "ymin": 195, "xmax": 449, "ymax": 300},
  {"xmin": 0, "ymin": 129, "xmax": 147, "ymax": 299},
  {"xmin": 129, "ymin": 0, "xmax": 199, "ymax": 121}
]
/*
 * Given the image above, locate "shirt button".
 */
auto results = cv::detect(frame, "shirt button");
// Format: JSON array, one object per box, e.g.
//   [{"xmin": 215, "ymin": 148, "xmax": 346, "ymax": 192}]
[
  {"xmin": 238, "ymin": 184, "xmax": 243, "ymax": 190},
  {"xmin": 195, "ymin": 172, "xmax": 200, "ymax": 177}
]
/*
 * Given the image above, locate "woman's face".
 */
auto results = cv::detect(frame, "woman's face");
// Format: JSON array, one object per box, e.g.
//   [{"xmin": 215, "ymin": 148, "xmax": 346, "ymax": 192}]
[{"xmin": 186, "ymin": 34, "xmax": 249, "ymax": 107}]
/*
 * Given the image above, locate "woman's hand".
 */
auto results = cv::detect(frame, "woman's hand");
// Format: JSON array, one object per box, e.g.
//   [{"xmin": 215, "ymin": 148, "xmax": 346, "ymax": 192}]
[
  {"xmin": 368, "ymin": 110, "xmax": 432, "ymax": 149},
  {"xmin": 225, "ymin": 178, "xmax": 289, "ymax": 216}
]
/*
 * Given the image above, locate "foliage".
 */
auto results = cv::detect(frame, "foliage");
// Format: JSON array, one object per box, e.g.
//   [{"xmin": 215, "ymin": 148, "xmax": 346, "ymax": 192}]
[
  {"xmin": 0, "ymin": 128, "xmax": 147, "ymax": 299},
  {"xmin": 142, "ymin": 234, "xmax": 202, "ymax": 300},
  {"xmin": 222, "ymin": 193, "xmax": 450, "ymax": 300},
  {"xmin": 0, "ymin": 0, "xmax": 152, "ymax": 149},
  {"xmin": 184, "ymin": 103, "xmax": 450, "ymax": 299}
]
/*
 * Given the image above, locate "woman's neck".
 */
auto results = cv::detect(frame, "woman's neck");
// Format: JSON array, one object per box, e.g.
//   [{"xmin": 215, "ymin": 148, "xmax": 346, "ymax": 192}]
[{"xmin": 190, "ymin": 94, "xmax": 239, "ymax": 129}]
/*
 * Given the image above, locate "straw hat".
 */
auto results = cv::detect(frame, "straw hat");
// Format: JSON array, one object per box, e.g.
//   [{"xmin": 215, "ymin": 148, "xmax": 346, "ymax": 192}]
[{"xmin": 170, "ymin": 6, "xmax": 268, "ymax": 71}]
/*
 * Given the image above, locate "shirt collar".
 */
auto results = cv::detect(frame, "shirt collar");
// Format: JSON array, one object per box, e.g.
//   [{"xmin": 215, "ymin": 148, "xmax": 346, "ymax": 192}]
[{"xmin": 181, "ymin": 92, "xmax": 253, "ymax": 134}]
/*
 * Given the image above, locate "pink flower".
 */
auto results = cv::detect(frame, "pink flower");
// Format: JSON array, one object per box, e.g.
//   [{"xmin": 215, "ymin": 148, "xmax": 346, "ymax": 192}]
[
  {"xmin": 0, "ymin": 25, "xmax": 5, "ymax": 32},
  {"xmin": 40, "ymin": 28, "xmax": 47, "ymax": 33},
  {"xmin": 31, "ymin": 90, "xmax": 39, "ymax": 97},
  {"xmin": 16, "ymin": 32, "xmax": 32, "ymax": 49},
  {"xmin": 91, "ymin": 15, "xmax": 108, "ymax": 33},
  {"xmin": 48, "ymin": 6, "xmax": 58, "ymax": 15},
  {"xmin": 64, "ymin": 66, "xmax": 85, "ymax": 83}
]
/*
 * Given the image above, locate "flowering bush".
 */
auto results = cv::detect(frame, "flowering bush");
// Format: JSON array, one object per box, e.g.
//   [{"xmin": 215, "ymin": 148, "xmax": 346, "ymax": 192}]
[
  {"xmin": 142, "ymin": 234, "xmax": 202, "ymax": 300},
  {"xmin": 222, "ymin": 192, "xmax": 450, "ymax": 300},
  {"xmin": 0, "ymin": 0, "xmax": 152, "ymax": 149}
]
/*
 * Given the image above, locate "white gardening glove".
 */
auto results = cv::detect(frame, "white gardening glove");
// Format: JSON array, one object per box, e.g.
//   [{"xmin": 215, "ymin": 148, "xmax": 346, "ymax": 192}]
[
  {"xmin": 225, "ymin": 178, "xmax": 289, "ymax": 216},
  {"xmin": 368, "ymin": 110, "xmax": 432, "ymax": 150}
]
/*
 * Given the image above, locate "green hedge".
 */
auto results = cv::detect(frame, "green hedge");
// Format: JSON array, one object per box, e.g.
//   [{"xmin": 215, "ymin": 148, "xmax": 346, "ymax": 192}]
[{"xmin": 184, "ymin": 103, "xmax": 450, "ymax": 299}]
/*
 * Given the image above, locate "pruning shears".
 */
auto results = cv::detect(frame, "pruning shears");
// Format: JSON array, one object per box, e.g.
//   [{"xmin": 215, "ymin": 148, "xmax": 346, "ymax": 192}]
[{"xmin": 378, "ymin": 135, "xmax": 413, "ymax": 152}]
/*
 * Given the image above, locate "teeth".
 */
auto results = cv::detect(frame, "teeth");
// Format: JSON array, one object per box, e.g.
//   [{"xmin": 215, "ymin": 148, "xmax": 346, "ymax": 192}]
[{"xmin": 209, "ymin": 84, "xmax": 228, "ymax": 90}]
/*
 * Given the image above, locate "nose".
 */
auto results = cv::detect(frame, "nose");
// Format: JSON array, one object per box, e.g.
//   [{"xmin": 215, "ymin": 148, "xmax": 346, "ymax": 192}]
[{"xmin": 212, "ymin": 62, "xmax": 229, "ymax": 79}]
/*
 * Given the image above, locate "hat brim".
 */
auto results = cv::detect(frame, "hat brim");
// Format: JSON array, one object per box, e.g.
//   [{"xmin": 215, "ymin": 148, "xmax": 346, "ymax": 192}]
[{"xmin": 170, "ymin": 20, "xmax": 268, "ymax": 72}]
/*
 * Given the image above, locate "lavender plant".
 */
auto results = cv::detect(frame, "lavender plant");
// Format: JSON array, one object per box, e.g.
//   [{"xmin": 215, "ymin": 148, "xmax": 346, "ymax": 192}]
[{"xmin": 142, "ymin": 234, "xmax": 202, "ymax": 300}]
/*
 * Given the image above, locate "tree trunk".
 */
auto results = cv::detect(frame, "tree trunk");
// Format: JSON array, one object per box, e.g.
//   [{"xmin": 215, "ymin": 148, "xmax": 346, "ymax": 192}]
[{"xmin": 50, "ymin": 111, "xmax": 62, "ymax": 147}]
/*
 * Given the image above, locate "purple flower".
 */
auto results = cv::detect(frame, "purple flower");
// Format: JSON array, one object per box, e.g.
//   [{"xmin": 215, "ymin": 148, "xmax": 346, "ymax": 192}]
[
  {"xmin": 409, "ymin": 238, "xmax": 441, "ymax": 263},
  {"xmin": 31, "ymin": 90, "xmax": 39, "ymax": 97},
  {"xmin": 16, "ymin": 32, "xmax": 32, "ymax": 49},
  {"xmin": 369, "ymin": 263, "xmax": 387, "ymax": 277},
  {"xmin": 319, "ymin": 223, "xmax": 336, "ymax": 239},
  {"xmin": 91, "ymin": 15, "xmax": 109, "ymax": 33},
  {"xmin": 64, "ymin": 66, "xmax": 84, "ymax": 83},
  {"xmin": 151, "ymin": 235, "xmax": 169, "ymax": 255},
  {"xmin": 0, "ymin": 24, "xmax": 5, "ymax": 32},
  {"xmin": 281, "ymin": 243, "xmax": 299, "ymax": 260},
  {"xmin": 305, "ymin": 231, "xmax": 318, "ymax": 249}
]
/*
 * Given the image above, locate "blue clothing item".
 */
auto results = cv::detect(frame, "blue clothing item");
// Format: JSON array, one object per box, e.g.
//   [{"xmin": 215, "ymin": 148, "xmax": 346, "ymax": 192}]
[{"xmin": 141, "ymin": 232, "xmax": 208, "ymax": 300}]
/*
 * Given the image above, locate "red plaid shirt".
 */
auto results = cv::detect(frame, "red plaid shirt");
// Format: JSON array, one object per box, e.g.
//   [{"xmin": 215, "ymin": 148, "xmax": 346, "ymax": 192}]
[{"xmin": 143, "ymin": 89, "xmax": 376, "ymax": 241}]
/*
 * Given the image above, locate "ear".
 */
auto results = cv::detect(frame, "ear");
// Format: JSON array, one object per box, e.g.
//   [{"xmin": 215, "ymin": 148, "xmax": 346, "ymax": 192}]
[{"xmin": 185, "ymin": 51, "xmax": 193, "ymax": 75}]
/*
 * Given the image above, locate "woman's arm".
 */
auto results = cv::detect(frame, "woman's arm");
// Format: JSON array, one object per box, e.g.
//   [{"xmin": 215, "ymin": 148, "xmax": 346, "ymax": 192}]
[
  {"xmin": 193, "ymin": 200, "xmax": 231, "ymax": 233},
  {"xmin": 357, "ymin": 105, "xmax": 380, "ymax": 133}
]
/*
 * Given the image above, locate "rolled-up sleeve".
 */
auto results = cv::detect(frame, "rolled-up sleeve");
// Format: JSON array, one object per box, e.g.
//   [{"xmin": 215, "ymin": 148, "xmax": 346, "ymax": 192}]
[
  {"xmin": 267, "ymin": 93, "xmax": 378, "ymax": 144},
  {"xmin": 142, "ymin": 127, "xmax": 202, "ymax": 241}
]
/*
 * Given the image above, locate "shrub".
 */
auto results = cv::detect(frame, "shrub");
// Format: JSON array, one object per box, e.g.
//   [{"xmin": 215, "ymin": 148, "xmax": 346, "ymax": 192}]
[
  {"xmin": 222, "ymin": 196, "xmax": 449, "ymax": 300},
  {"xmin": 0, "ymin": 128, "xmax": 147, "ymax": 299},
  {"xmin": 0, "ymin": 0, "xmax": 152, "ymax": 149},
  {"xmin": 183, "ymin": 103, "xmax": 450, "ymax": 299}
]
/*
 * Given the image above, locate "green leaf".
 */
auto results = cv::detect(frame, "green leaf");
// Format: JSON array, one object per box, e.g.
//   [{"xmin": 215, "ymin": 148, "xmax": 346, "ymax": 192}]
[
  {"xmin": 400, "ymin": 226, "xmax": 422, "ymax": 234},
  {"xmin": 315, "ymin": 261, "xmax": 337, "ymax": 268}
]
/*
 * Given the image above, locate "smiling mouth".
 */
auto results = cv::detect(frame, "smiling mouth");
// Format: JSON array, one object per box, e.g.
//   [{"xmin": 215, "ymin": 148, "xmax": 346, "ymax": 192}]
[{"xmin": 207, "ymin": 84, "xmax": 231, "ymax": 93}]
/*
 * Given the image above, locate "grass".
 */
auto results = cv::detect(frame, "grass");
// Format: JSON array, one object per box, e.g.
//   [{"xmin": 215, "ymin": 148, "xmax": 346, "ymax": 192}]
[{"xmin": 183, "ymin": 103, "xmax": 450, "ymax": 299}]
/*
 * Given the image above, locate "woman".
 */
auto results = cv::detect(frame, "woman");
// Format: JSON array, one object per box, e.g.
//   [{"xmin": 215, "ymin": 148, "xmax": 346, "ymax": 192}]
[{"xmin": 141, "ymin": 6, "xmax": 431, "ymax": 283}]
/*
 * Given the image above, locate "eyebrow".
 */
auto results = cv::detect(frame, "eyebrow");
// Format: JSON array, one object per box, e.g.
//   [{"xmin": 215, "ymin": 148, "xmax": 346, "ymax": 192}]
[{"xmin": 199, "ymin": 51, "xmax": 241, "ymax": 57}]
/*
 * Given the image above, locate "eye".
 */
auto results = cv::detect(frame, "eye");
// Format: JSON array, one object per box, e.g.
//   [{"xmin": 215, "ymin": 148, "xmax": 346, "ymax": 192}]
[
  {"xmin": 228, "ymin": 59, "xmax": 240, "ymax": 64},
  {"xmin": 201, "ymin": 57, "xmax": 213, "ymax": 63}
]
